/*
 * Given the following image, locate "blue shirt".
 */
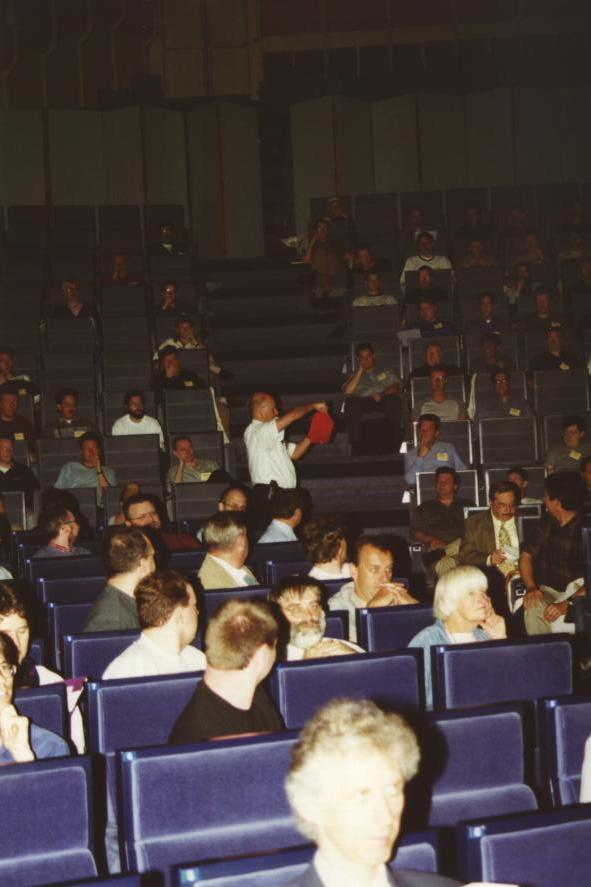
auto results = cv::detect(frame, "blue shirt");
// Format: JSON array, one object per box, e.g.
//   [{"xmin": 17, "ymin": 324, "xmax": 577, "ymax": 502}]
[
  {"xmin": 257, "ymin": 520, "xmax": 298, "ymax": 544},
  {"xmin": 55, "ymin": 462, "xmax": 117, "ymax": 489},
  {"xmin": 0, "ymin": 723, "xmax": 70, "ymax": 763},
  {"xmin": 404, "ymin": 441, "xmax": 466, "ymax": 486},
  {"xmin": 409, "ymin": 619, "xmax": 489, "ymax": 709}
]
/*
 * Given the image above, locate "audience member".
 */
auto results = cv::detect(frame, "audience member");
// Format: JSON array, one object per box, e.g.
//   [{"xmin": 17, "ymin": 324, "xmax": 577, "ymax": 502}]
[
  {"xmin": 463, "ymin": 292, "xmax": 508, "ymax": 336},
  {"xmin": 458, "ymin": 480, "xmax": 520, "ymax": 625},
  {"xmin": 123, "ymin": 492, "xmax": 201, "ymax": 552},
  {"xmin": 521, "ymin": 472, "xmax": 586, "ymax": 635},
  {"xmin": 342, "ymin": 343, "xmax": 402, "ymax": 454},
  {"xmin": 284, "ymin": 697, "xmax": 460, "ymax": 887},
  {"xmin": 111, "ymin": 390, "xmax": 165, "ymax": 450},
  {"xmin": 410, "ymin": 467, "xmax": 473, "ymax": 579},
  {"xmin": 0, "ymin": 434, "xmax": 39, "ymax": 504},
  {"xmin": 528, "ymin": 325, "xmax": 580, "ymax": 373},
  {"xmin": 516, "ymin": 231, "xmax": 550, "ymax": 266},
  {"xmin": 404, "ymin": 265, "xmax": 448, "ymax": 306},
  {"xmin": 107, "ymin": 254, "xmax": 143, "ymax": 285},
  {"xmin": 0, "ymin": 346, "xmax": 37, "ymax": 400},
  {"xmin": 169, "ymin": 599, "xmax": 283, "ymax": 744},
  {"xmin": 43, "ymin": 387, "xmax": 96, "ymax": 439},
  {"xmin": 55, "ymin": 431, "xmax": 116, "ymax": 496},
  {"xmin": 303, "ymin": 514, "xmax": 351, "ymax": 580},
  {"xmin": 545, "ymin": 415, "xmax": 591, "ymax": 473},
  {"xmin": 269, "ymin": 577, "xmax": 362, "ymax": 660},
  {"xmin": 150, "ymin": 222, "xmax": 186, "ymax": 256},
  {"xmin": 258, "ymin": 488, "xmax": 303, "ymax": 543},
  {"xmin": 33, "ymin": 507, "xmax": 90, "ymax": 557},
  {"xmin": 403, "ymin": 414, "xmax": 466, "ymax": 486},
  {"xmin": 557, "ymin": 230, "xmax": 588, "ymax": 265},
  {"xmin": 108, "ymin": 481, "xmax": 140, "ymax": 526},
  {"xmin": 195, "ymin": 484, "xmax": 250, "ymax": 543},
  {"xmin": 352, "ymin": 271, "xmax": 397, "ymax": 307},
  {"xmin": 400, "ymin": 232, "xmax": 452, "ymax": 293},
  {"xmin": 413, "ymin": 367, "xmax": 467, "ymax": 421},
  {"xmin": 458, "ymin": 237, "xmax": 497, "ymax": 268},
  {"xmin": 504, "ymin": 260, "xmax": 532, "ymax": 305},
  {"xmin": 84, "ymin": 528, "xmax": 154, "ymax": 632},
  {"xmin": 409, "ymin": 342, "xmax": 461, "ymax": 380},
  {"xmin": 153, "ymin": 313, "xmax": 212, "ymax": 367},
  {"xmin": 198, "ymin": 513, "xmax": 258, "ymax": 590},
  {"xmin": 0, "ymin": 583, "xmax": 84, "ymax": 752},
  {"xmin": 407, "ymin": 297, "xmax": 456, "ymax": 337},
  {"xmin": 471, "ymin": 368, "xmax": 533, "ymax": 422},
  {"xmin": 303, "ymin": 219, "xmax": 344, "ymax": 303},
  {"xmin": 522, "ymin": 286, "xmax": 564, "ymax": 331},
  {"xmin": 167, "ymin": 435, "xmax": 221, "ymax": 486},
  {"xmin": 53, "ymin": 277, "xmax": 94, "ymax": 318},
  {"xmin": 506, "ymin": 467, "xmax": 542, "ymax": 505},
  {"xmin": 470, "ymin": 331, "xmax": 513, "ymax": 375},
  {"xmin": 0, "ymin": 632, "xmax": 69, "ymax": 762},
  {"xmin": 153, "ymin": 345, "xmax": 205, "ymax": 391},
  {"xmin": 568, "ymin": 256, "xmax": 591, "ymax": 296},
  {"xmin": 456, "ymin": 204, "xmax": 489, "ymax": 240},
  {"xmin": 102, "ymin": 569, "xmax": 206, "ymax": 678},
  {"xmin": 409, "ymin": 566, "xmax": 505, "ymax": 708},
  {"xmin": 0, "ymin": 389, "xmax": 36, "ymax": 452},
  {"xmin": 156, "ymin": 280, "xmax": 194, "ymax": 316},
  {"xmin": 328, "ymin": 536, "xmax": 417, "ymax": 642},
  {"xmin": 350, "ymin": 244, "xmax": 391, "ymax": 273}
]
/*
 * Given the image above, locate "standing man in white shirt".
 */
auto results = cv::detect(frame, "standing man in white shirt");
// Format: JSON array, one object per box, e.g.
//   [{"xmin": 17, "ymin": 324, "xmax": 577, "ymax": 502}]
[
  {"xmin": 111, "ymin": 390, "xmax": 165, "ymax": 450},
  {"xmin": 244, "ymin": 392, "xmax": 328, "ymax": 526},
  {"xmin": 102, "ymin": 569, "xmax": 206, "ymax": 679}
]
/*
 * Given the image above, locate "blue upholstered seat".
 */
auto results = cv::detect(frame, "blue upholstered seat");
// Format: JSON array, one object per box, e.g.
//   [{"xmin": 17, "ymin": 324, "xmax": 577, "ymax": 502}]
[
  {"xmin": 356, "ymin": 604, "xmax": 434, "ymax": 652},
  {"xmin": 458, "ymin": 804, "xmax": 591, "ymax": 887},
  {"xmin": 542, "ymin": 695, "xmax": 591, "ymax": 806},
  {"xmin": 270, "ymin": 650, "xmax": 422, "ymax": 729},
  {"xmin": 0, "ymin": 756, "xmax": 97, "ymax": 887},
  {"xmin": 14, "ymin": 683, "xmax": 68, "ymax": 739},
  {"xmin": 46, "ymin": 601, "xmax": 94, "ymax": 670}
]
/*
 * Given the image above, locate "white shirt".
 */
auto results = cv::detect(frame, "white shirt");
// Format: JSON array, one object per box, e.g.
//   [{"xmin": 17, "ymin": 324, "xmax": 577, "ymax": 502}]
[
  {"xmin": 36, "ymin": 664, "xmax": 85, "ymax": 754},
  {"xmin": 102, "ymin": 633, "xmax": 206, "ymax": 680},
  {"xmin": 111, "ymin": 413, "xmax": 165, "ymax": 450},
  {"xmin": 0, "ymin": 566, "xmax": 13, "ymax": 580},
  {"xmin": 243, "ymin": 418, "xmax": 297, "ymax": 488},
  {"xmin": 315, "ymin": 851, "xmax": 391, "ymax": 887},
  {"xmin": 308, "ymin": 563, "xmax": 352, "ymax": 581},
  {"xmin": 286, "ymin": 637, "xmax": 363, "ymax": 660},
  {"xmin": 327, "ymin": 582, "xmax": 366, "ymax": 643},
  {"xmin": 257, "ymin": 520, "xmax": 298, "ymax": 544},
  {"xmin": 209, "ymin": 554, "xmax": 256, "ymax": 587}
]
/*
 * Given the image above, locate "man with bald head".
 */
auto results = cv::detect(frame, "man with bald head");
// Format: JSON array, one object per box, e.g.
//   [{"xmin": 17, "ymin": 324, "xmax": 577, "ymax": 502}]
[{"xmin": 244, "ymin": 393, "xmax": 327, "ymax": 526}]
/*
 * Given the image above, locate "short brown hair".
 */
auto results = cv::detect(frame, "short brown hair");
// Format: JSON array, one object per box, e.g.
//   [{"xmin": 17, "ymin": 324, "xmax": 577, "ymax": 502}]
[
  {"xmin": 302, "ymin": 514, "xmax": 347, "ymax": 564},
  {"xmin": 205, "ymin": 599, "xmax": 278, "ymax": 670},
  {"xmin": 0, "ymin": 583, "xmax": 27, "ymax": 620},
  {"xmin": 134, "ymin": 569, "xmax": 193, "ymax": 629},
  {"xmin": 104, "ymin": 527, "xmax": 152, "ymax": 576},
  {"xmin": 40, "ymin": 507, "xmax": 73, "ymax": 542},
  {"xmin": 352, "ymin": 534, "xmax": 393, "ymax": 565}
]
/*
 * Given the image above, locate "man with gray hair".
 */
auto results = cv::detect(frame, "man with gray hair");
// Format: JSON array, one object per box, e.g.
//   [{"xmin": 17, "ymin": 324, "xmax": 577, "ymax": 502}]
[
  {"xmin": 284, "ymin": 698, "xmax": 459, "ymax": 886},
  {"xmin": 197, "ymin": 512, "xmax": 259, "ymax": 589}
]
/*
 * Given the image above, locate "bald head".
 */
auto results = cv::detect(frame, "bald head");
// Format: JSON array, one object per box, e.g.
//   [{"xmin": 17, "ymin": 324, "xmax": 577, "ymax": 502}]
[{"xmin": 251, "ymin": 392, "xmax": 278, "ymax": 422}]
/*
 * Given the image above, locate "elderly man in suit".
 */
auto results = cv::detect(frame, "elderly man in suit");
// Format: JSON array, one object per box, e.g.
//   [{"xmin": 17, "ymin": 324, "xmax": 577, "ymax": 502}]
[
  {"xmin": 284, "ymin": 698, "xmax": 459, "ymax": 887},
  {"xmin": 197, "ymin": 512, "xmax": 259, "ymax": 590},
  {"xmin": 458, "ymin": 480, "xmax": 521, "ymax": 629}
]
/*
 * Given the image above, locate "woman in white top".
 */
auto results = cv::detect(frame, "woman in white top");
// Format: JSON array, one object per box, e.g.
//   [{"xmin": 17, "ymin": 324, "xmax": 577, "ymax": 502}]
[{"xmin": 303, "ymin": 514, "xmax": 352, "ymax": 581}]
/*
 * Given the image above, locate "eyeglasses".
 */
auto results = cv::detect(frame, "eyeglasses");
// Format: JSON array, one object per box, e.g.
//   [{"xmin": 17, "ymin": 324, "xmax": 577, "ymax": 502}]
[{"xmin": 0, "ymin": 662, "xmax": 16, "ymax": 679}]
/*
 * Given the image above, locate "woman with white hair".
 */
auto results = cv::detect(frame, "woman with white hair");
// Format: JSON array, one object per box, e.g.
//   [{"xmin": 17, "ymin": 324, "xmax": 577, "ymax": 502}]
[{"xmin": 409, "ymin": 565, "xmax": 506, "ymax": 708}]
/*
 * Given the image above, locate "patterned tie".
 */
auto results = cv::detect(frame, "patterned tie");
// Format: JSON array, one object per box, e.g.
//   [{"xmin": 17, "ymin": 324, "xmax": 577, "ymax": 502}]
[{"xmin": 496, "ymin": 521, "xmax": 516, "ymax": 576}]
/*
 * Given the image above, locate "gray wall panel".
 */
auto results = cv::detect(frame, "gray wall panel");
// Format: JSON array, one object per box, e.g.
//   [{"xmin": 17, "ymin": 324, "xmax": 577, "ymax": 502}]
[
  {"xmin": 143, "ymin": 106, "xmax": 188, "ymax": 209},
  {"xmin": 514, "ymin": 87, "xmax": 563, "ymax": 184},
  {"xmin": 372, "ymin": 96, "xmax": 420, "ymax": 193},
  {"xmin": 418, "ymin": 93, "xmax": 467, "ymax": 189},
  {"xmin": 219, "ymin": 103, "xmax": 264, "ymax": 258},
  {"xmin": 0, "ymin": 111, "xmax": 45, "ymax": 205},
  {"xmin": 466, "ymin": 89, "xmax": 513, "ymax": 186},
  {"xmin": 334, "ymin": 96, "xmax": 374, "ymax": 195},
  {"xmin": 49, "ymin": 110, "xmax": 104, "ymax": 205},
  {"xmin": 291, "ymin": 97, "xmax": 336, "ymax": 234},
  {"xmin": 187, "ymin": 105, "xmax": 225, "ymax": 258},
  {"xmin": 101, "ymin": 106, "xmax": 144, "ymax": 205},
  {"xmin": 560, "ymin": 86, "xmax": 591, "ymax": 183}
]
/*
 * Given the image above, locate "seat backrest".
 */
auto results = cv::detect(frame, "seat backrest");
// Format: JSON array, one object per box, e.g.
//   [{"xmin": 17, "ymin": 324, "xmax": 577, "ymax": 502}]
[
  {"xmin": 413, "ymin": 418, "xmax": 472, "ymax": 466},
  {"xmin": 26, "ymin": 555, "xmax": 105, "ymax": 585},
  {"xmin": 63, "ymin": 630, "xmax": 140, "ymax": 680},
  {"xmin": 118, "ymin": 732, "xmax": 299, "ymax": 877},
  {"xmin": 416, "ymin": 469, "xmax": 478, "ymax": 506},
  {"xmin": 251, "ymin": 542, "xmax": 306, "ymax": 584},
  {"xmin": 14, "ymin": 683, "xmax": 68, "ymax": 738},
  {"xmin": 356, "ymin": 605, "xmax": 434, "ymax": 652},
  {"xmin": 271, "ymin": 650, "xmax": 422, "ymax": 729},
  {"xmin": 266, "ymin": 560, "xmax": 313, "ymax": 585},
  {"xmin": 533, "ymin": 369, "xmax": 589, "ymax": 417},
  {"xmin": 485, "ymin": 465, "xmax": 545, "ymax": 502},
  {"xmin": 408, "ymin": 336, "xmax": 461, "ymax": 372},
  {"xmin": 37, "ymin": 437, "xmax": 84, "ymax": 487},
  {"xmin": 168, "ymin": 549, "xmax": 207, "ymax": 573},
  {"xmin": 37, "ymin": 575, "xmax": 106, "ymax": 605},
  {"xmin": 198, "ymin": 586, "xmax": 271, "ymax": 626},
  {"xmin": 164, "ymin": 389, "xmax": 217, "ymax": 434},
  {"xmin": 103, "ymin": 434, "xmax": 161, "ymax": 485},
  {"xmin": 0, "ymin": 756, "xmax": 97, "ymax": 887},
  {"xmin": 410, "ymin": 375, "xmax": 465, "ymax": 410},
  {"xmin": 431, "ymin": 636, "xmax": 573, "ymax": 710},
  {"xmin": 1, "ymin": 490, "xmax": 26, "ymax": 528},
  {"xmin": 103, "ymin": 390, "xmax": 157, "ymax": 433},
  {"xmin": 410, "ymin": 704, "xmax": 538, "ymax": 829},
  {"xmin": 458, "ymin": 804, "xmax": 591, "ymax": 887},
  {"xmin": 478, "ymin": 416, "xmax": 538, "ymax": 467},
  {"xmin": 47, "ymin": 601, "xmax": 94, "ymax": 670},
  {"xmin": 542, "ymin": 695, "xmax": 591, "ymax": 806}
]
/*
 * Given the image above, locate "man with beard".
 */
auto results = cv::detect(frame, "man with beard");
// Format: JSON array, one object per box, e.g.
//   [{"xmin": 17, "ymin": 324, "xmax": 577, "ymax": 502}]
[
  {"xmin": 111, "ymin": 390, "xmax": 165, "ymax": 450},
  {"xmin": 123, "ymin": 492, "xmax": 201, "ymax": 552},
  {"xmin": 269, "ymin": 577, "xmax": 363, "ymax": 659}
]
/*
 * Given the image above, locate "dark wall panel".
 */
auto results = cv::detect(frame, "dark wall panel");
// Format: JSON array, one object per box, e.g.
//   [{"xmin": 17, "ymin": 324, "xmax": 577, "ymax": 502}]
[
  {"xmin": 220, "ymin": 103, "xmax": 264, "ymax": 257},
  {"xmin": 0, "ymin": 110, "xmax": 45, "ymax": 204}
]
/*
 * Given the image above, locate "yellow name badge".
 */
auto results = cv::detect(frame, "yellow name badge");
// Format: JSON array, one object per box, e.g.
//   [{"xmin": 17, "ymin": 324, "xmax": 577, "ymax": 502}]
[
  {"xmin": 434, "ymin": 322, "xmax": 443, "ymax": 329},
  {"xmin": 18, "ymin": 389, "xmax": 26, "ymax": 396},
  {"xmin": 436, "ymin": 452, "xmax": 449, "ymax": 461},
  {"xmin": 184, "ymin": 381, "xmax": 194, "ymax": 388},
  {"xmin": 199, "ymin": 472, "xmax": 212, "ymax": 481},
  {"xmin": 570, "ymin": 450, "xmax": 582, "ymax": 460},
  {"xmin": 377, "ymin": 372, "xmax": 387, "ymax": 381},
  {"xmin": 14, "ymin": 433, "xmax": 24, "ymax": 441},
  {"xmin": 509, "ymin": 408, "xmax": 521, "ymax": 416},
  {"xmin": 559, "ymin": 362, "xmax": 570, "ymax": 371},
  {"xmin": 74, "ymin": 430, "xmax": 84, "ymax": 438}
]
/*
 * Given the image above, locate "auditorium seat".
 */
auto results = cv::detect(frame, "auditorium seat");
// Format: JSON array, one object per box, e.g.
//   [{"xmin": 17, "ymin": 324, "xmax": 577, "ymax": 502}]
[
  {"xmin": 197, "ymin": 586, "xmax": 270, "ymax": 625},
  {"xmin": 166, "ymin": 430, "xmax": 224, "ymax": 467},
  {"xmin": 14, "ymin": 683, "xmax": 68, "ymax": 738},
  {"xmin": 45, "ymin": 317, "xmax": 96, "ymax": 353},
  {"xmin": 458, "ymin": 805, "xmax": 591, "ymax": 887},
  {"xmin": 63, "ymin": 630, "xmax": 139, "ymax": 680},
  {"xmin": 29, "ymin": 637, "xmax": 45, "ymax": 665},
  {"xmin": 42, "ymin": 352, "xmax": 97, "ymax": 394},
  {"xmin": 103, "ymin": 435, "xmax": 161, "ymax": 487},
  {"xmin": 36, "ymin": 575, "xmax": 105, "ymax": 605},
  {"xmin": 102, "ymin": 484, "xmax": 164, "ymax": 525},
  {"xmin": 102, "ymin": 390, "xmax": 158, "ymax": 435},
  {"xmin": 118, "ymin": 732, "xmax": 299, "ymax": 883},
  {"xmin": 172, "ymin": 481, "xmax": 228, "ymax": 523},
  {"xmin": 102, "ymin": 351, "xmax": 153, "ymax": 392},
  {"xmin": 533, "ymin": 369, "xmax": 589, "ymax": 417},
  {"xmin": 542, "ymin": 695, "xmax": 591, "ymax": 806},
  {"xmin": 416, "ymin": 469, "xmax": 478, "ymax": 506},
  {"xmin": 477, "ymin": 416, "xmax": 538, "ymax": 467},
  {"xmin": 26, "ymin": 554, "xmax": 104, "ymax": 585},
  {"xmin": 171, "ymin": 829, "xmax": 441, "ymax": 886},
  {"xmin": 270, "ymin": 650, "xmax": 422, "ymax": 728},
  {"xmin": 431, "ymin": 636, "xmax": 572, "ymax": 711},
  {"xmin": 410, "ymin": 375, "xmax": 465, "ymax": 411},
  {"xmin": 485, "ymin": 465, "xmax": 545, "ymax": 502},
  {"xmin": 1, "ymin": 490, "xmax": 26, "ymax": 529},
  {"xmin": 251, "ymin": 541, "xmax": 306, "ymax": 584},
  {"xmin": 356, "ymin": 604, "xmax": 434, "ymax": 652},
  {"xmin": 47, "ymin": 601, "xmax": 94, "ymax": 669},
  {"xmin": 413, "ymin": 418, "xmax": 472, "ymax": 467},
  {"xmin": 0, "ymin": 756, "xmax": 97, "ymax": 887},
  {"xmin": 266, "ymin": 559, "xmax": 312, "ymax": 584},
  {"xmin": 164, "ymin": 389, "xmax": 218, "ymax": 435},
  {"xmin": 408, "ymin": 336, "xmax": 461, "ymax": 374}
]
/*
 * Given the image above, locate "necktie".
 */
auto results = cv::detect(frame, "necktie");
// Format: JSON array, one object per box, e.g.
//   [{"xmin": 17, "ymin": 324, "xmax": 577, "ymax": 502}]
[{"xmin": 496, "ymin": 521, "xmax": 516, "ymax": 576}]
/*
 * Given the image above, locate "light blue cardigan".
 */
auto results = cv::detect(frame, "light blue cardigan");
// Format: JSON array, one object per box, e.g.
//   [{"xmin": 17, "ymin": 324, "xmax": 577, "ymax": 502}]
[{"xmin": 409, "ymin": 619, "xmax": 489, "ymax": 709}]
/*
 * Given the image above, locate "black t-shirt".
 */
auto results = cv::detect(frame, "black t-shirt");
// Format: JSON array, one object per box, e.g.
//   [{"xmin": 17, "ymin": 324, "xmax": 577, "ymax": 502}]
[
  {"xmin": 155, "ymin": 370, "xmax": 204, "ymax": 391},
  {"xmin": 528, "ymin": 350, "xmax": 581, "ymax": 373},
  {"xmin": 169, "ymin": 680, "xmax": 284, "ymax": 745}
]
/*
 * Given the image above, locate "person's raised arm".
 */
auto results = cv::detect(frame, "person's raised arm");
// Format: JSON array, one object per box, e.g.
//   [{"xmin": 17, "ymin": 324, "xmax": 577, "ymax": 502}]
[
  {"xmin": 275, "ymin": 402, "xmax": 327, "ymax": 433},
  {"xmin": 342, "ymin": 363, "xmax": 364, "ymax": 396},
  {"xmin": 290, "ymin": 437, "xmax": 312, "ymax": 462}
]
